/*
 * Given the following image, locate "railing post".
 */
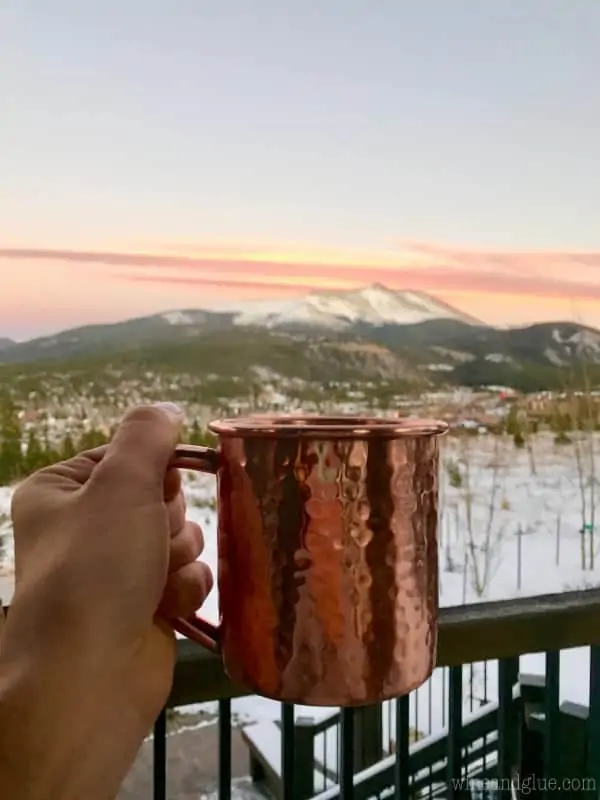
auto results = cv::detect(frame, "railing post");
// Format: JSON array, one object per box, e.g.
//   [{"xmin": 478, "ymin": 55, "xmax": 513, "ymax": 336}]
[
  {"xmin": 497, "ymin": 657, "xmax": 519, "ymax": 798},
  {"xmin": 153, "ymin": 708, "xmax": 167, "ymax": 800},
  {"xmin": 352, "ymin": 704, "xmax": 384, "ymax": 771},
  {"xmin": 543, "ymin": 650, "xmax": 560, "ymax": 799},
  {"xmin": 394, "ymin": 695, "xmax": 410, "ymax": 798},
  {"xmin": 340, "ymin": 709, "xmax": 355, "ymax": 800},
  {"xmin": 218, "ymin": 699, "xmax": 232, "ymax": 800},
  {"xmin": 519, "ymin": 674, "xmax": 546, "ymax": 796},
  {"xmin": 281, "ymin": 704, "xmax": 296, "ymax": 800},
  {"xmin": 294, "ymin": 716, "xmax": 316, "ymax": 799},
  {"xmin": 447, "ymin": 665, "xmax": 465, "ymax": 799}
]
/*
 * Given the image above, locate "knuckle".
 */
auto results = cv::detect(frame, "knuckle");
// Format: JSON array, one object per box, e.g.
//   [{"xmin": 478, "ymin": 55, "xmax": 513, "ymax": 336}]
[
  {"xmin": 93, "ymin": 448, "xmax": 160, "ymax": 494},
  {"xmin": 179, "ymin": 523, "xmax": 204, "ymax": 561},
  {"xmin": 190, "ymin": 521, "xmax": 205, "ymax": 549},
  {"xmin": 10, "ymin": 478, "xmax": 32, "ymax": 520},
  {"xmin": 180, "ymin": 531, "xmax": 199, "ymax": 562},
  {"xmin": 198, "ymin": 560, "xmax": 214, "ymax": 594},
  {"xmin": 78, "ymin": 445, "xmax": 108, "ymax": 463},
  {"xmin": 171, "ymin": 522, "xmax": 204, "ymax": 574},
  {"xmin": 163, "ymin": 468, "xmax": 182, "ymax": 502},
  {"xmin": 168, "ymin": 493, "xmax": 184, "ymax": 521},
  {"xmin": 10, "ymin": 471, "xmax": 66, "ymax": 535},
  {"xmin": 10, "ymin": 472, "xmax": 44, "ymax": 521}
]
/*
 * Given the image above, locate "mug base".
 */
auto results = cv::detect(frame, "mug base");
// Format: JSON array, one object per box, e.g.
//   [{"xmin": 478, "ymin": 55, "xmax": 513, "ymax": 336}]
[{"xmin": 225, "ymin": 667, "xmax": 436, "ymax": 708}]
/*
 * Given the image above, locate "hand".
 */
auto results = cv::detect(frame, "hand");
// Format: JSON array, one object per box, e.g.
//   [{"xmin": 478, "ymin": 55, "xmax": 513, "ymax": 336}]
[{"xmin": 0, "ymin": 404, "xmax": 213, "ymax": 800}]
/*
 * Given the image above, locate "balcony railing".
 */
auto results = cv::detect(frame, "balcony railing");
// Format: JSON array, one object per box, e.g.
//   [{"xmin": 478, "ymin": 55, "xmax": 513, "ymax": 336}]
[
  {"xmin": 5, "ymin": 589, "xmax": 600, "ymax": 798},
  {"xmin": 158, "ymin": 589, "xmax": 600, "ymax": 799}
]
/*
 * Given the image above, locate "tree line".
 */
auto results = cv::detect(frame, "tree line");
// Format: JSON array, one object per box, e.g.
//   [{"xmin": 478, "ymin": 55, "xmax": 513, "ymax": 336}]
[{"xmin": 0, "ymin": 403, "xmax": 216, "ymax": 486}]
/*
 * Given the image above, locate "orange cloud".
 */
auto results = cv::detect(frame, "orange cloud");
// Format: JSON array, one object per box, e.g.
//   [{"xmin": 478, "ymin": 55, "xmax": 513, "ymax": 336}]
[
  {"xmin": 117, "ymin": 273, "xmax": 332, "ymax": 294},
  {"xmin": 399, "ymin": 240, "xmax": 600, "ymax": 270},
  {"xmin": 112, "ymin": 267, "xmax": 600, "ymax": 301},
  {"xmin": 2, "ymin": 244, "xmax": 600, "ymax": 302}
]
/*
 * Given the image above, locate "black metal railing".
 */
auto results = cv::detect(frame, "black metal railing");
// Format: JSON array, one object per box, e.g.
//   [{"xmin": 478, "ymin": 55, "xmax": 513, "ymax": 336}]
[
  {"xmin": 5, "ymin": 590, "xmax": 600, "ymax": 798},
  {"xmin": 144, "ymin": 589, "xmax": 600, "ymax": 799}
]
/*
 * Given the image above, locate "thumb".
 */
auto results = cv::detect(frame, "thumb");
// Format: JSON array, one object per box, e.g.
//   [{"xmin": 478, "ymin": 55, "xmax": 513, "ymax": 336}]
[{"xmin": 99, "ymin": 403, "xmax": 184, "ymax": 488}]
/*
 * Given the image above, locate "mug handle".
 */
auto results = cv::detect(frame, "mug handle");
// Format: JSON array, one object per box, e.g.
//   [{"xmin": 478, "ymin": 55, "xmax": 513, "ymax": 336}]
[{"xmin": 169, "ymin": 444, "xmax": 221, "ymax": 653}]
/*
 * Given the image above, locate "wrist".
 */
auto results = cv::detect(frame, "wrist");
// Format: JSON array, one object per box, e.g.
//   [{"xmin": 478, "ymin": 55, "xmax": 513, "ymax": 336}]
[
  {"xmin": 0, "ymin": 653, "xmax": 98, "ymax": 800},
  {"xmin": 0, "ymin": 660, "xmax": 70, "ymax": 798},
  {"xmin": 0, "ymin": 608, "xmax": 121, "ymax": 800}
]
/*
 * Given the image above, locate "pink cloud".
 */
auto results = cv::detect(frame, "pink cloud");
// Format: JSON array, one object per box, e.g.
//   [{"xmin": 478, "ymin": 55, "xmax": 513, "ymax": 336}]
[
  {"xmin": 2, "ymin": 242, "xmax": 600, "ymax": 302},
  {"xmin": 4, "ymin": 241, "xmax": 600, "ymax": 336},
  {"xmin": 399, "ymin": 240, "xmax": 600, "ymax": 269},
  {"xmin": 117, "ymin": 273, "xmax": 315, "ymax": 294},
  {"xmin": 113, "ymin": 267, "xmax": 600, "ymax": 301}
]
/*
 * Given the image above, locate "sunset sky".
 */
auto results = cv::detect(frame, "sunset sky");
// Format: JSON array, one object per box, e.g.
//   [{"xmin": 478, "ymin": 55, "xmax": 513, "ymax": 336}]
[{"xmin": 2, "ymin": 2, "xmax": 600, "ymax": 340}]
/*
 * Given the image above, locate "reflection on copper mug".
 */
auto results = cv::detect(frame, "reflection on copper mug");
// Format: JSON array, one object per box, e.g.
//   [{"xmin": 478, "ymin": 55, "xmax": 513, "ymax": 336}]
[{"xmin": 171, "ymin": 415, "xmax": 447, "ymax": 707}]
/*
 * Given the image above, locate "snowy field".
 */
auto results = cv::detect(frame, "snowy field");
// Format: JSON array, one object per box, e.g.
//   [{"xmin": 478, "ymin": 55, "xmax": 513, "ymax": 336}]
[{"xmin": 2, "ymin": 431, "xmax": 600, "ymax": 759}]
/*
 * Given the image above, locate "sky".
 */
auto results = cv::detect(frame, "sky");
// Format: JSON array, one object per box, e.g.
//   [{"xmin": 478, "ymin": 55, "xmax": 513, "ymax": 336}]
[{"xmin": 2, "ymin": 1, "xmax": 600, "ymax": 340}]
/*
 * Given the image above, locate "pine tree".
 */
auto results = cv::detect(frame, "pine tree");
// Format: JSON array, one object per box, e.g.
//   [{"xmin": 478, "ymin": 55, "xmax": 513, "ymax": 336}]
[
  {"xmin": 24, "ymin": 429, "xmax": 46, "ymax": 475},
  {"xmin": 78, "ymin": 427, "xmax": 109, "ymax": 451},
  {"xmin": 190, "ymin": 419, "xmax": 203, "ymax": 445},
  {"xmin": 505, "ymin": 404, "xmax": 520, "ymax": 437},
  {"xmin": 61, "ymin": 433, "xmax": 77, "ymax": 461},
  {"xmin": 0, "ymin": 402, "xmax": 23, "ymax": 485}
]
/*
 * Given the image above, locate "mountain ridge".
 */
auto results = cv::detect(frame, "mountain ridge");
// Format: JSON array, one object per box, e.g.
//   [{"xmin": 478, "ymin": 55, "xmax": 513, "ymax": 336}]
[
  {"xmin": 2, "ymin": 284, "xmax": 600, "ymax": 393},
  {"xmin": 228, "ymin": 284, "xmax": 481, "ymax": 329}
]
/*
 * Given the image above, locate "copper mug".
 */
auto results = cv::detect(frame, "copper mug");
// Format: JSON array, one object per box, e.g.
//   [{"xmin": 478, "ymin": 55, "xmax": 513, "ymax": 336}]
[{"xmin": 171, "ymin": 415, "xmax": 447, "ymax": 706}]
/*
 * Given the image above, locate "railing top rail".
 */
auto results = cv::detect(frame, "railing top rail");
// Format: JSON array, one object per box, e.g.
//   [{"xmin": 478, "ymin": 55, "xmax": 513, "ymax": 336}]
[
  {"xmin": 168, "ymin": 588, "xmax": 600, "ymax": 707},
  {"xmin": 4, "ymin": 588, "xmax": 600, "ymax": 707}
]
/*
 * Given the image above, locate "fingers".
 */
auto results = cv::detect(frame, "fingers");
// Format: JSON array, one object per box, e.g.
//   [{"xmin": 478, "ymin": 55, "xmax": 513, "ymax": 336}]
[
  {"xmin": 167, "ymin": 491, "xmax": 186, "ymax": 536},
  {"xmin": 161, "ymin": 518, "xmax": 211, "ymax": 618},
  {"xmin": 93, "ymin": 404, "xmax": 184, "ymax": 493},
  {"xmin": 78, "ymin": 445, "xmax": 109, "ymax": 464},
  {"xmin": 156, "ymin": 561, "xmax": 213, "ymax": 619},
  {"xmin": 11, "ymin": 446, "xmax": 110, "ymax": 530},
  {"xmin": 44, "ymin": 448, "xmax": 107, "ymax": 484},
  {"xmin": 14, "ymin": 446, "xmax": 111, "ymax": 504},
  {"xmin": 164, "ymin": 467, "xmax": 182, "ymax": 503},
  {"xmin": 169, "ymin": 521, "xmax": 204, "ymax": 572},
  {"xmin": 163, "ymin": 467, "xmax": 182, "ymax": 503}
]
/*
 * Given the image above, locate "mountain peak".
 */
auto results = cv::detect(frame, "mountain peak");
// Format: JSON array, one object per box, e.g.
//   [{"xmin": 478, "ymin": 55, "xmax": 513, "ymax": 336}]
[
  {"xmin": 362, "ymin": 281, "xmax": 393, "ymax": 292},
  {"xmin": 232, "ymin": 283, "xmax": 479, "ymax": 330},
  {"xmin": 355, "ymin": 282, "xmax": 399, "ymax": 298}
]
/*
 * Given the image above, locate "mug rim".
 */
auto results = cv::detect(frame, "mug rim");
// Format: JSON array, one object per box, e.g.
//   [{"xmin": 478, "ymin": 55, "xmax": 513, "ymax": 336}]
[{"xmin": 209, "ymin": 414, "xmax": 448, "ymax": 439}]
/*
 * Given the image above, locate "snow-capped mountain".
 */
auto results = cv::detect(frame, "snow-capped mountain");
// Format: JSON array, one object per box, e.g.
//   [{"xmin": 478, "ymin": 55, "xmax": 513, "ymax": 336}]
[
  {"xmin": 2, "ymin": 285, "xmax": 600, "ymax": 386},
  {"xmin": 231, "ymin": 284, "xmax": 479, "ymax": 330},
  {"xmin": 159, "ymin": 310, "xmax": 209, "ymax": 326}
]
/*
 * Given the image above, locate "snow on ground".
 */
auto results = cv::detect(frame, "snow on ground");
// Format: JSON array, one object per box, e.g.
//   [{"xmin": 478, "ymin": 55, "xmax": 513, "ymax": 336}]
[{"xmin": 1, "ymin": 432, "xmax": 599, "ymax": 745}]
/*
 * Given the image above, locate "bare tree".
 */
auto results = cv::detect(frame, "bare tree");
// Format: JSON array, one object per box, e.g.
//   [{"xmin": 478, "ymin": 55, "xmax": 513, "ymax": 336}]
[
  {"xmin": 572, "ymin": 409, "xmax": 591, "ymax": 570},
  {"xmin": 452, "ymin": 435, "xmax": 507, "ymax": 598},
  {"xmin": 558, "ymin": 312, "xmax": 600, "ymax": 570},
  {"xmin": 566, "ymin": 368, "xmax": 599, "ymax": 570},
  {"xmin": 506, "ymin": 402, "xmax": 537, "ymax": 475},
  {"xmin": 442, "ymin": 447, "xmax": 462, "ymax": 575},
  {"xmin": 522, "ymin": 409, "xmax": 538, "ymax": 476}
]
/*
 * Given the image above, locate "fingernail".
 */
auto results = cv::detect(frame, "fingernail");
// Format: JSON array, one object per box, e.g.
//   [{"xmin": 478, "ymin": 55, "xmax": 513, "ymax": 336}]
[{"xmin": 154, "ymin": 402, "xmax": 184, "ymax": 419}]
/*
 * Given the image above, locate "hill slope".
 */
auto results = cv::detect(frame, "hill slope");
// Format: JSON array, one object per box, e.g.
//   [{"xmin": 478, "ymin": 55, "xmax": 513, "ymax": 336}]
[
  {"xmin": 2, "ymin": 285, "xmax": 600, "ymax": 392},
  {"xmin": 0, "ymin": 284, "xmax": 477, "ymax": 364}
]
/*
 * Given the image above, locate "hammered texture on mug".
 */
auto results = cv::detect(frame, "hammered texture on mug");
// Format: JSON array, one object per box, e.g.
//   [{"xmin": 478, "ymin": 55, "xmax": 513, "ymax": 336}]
[{"xmin": 216, "ymin": 432, "xmax": 440, "ymax": 706}]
